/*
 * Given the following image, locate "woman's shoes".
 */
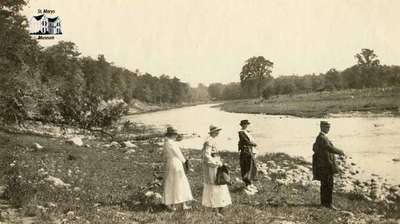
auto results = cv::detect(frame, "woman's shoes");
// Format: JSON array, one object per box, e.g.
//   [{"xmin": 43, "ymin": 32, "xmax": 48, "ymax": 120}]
[
  {"xmin": 216, "ymin": 212, "xmax": 224, "ymax": 218},
  {"xmin": 166, "ymin": 206, "xmax": 177, "ymax": 212},
  {"xmin": 183, "ymin": 205, "xmax": 192, "ymax": 210},
  {"xmin": 244, "ymin": 184, "xmax": 258, "ymax": 195},
  {"xmin": 247, "ymin": 184, "xmax": 258, "ymax": 192}
]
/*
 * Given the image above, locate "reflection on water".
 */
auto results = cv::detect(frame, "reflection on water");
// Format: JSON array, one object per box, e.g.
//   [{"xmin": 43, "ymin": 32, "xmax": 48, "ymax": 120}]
[{"xmin": 126, "ymin": 104, "xmax": 400, "ymax": 184}]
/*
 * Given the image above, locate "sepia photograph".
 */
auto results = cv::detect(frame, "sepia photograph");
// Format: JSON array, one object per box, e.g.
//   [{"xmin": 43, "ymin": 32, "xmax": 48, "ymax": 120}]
[{"xmin": 0, "ymin": 0, "xmax": 399, "ymax": 223}]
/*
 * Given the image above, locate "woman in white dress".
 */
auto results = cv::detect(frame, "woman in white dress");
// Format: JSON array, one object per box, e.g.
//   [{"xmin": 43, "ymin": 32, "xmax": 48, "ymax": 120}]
[
  {"xmin": 202, "ymin": 125, "xmax": 232, "ymax": 216},
  {"xmin": 163, "ymin": 127, "xmax": 193, "ymax": 210}
]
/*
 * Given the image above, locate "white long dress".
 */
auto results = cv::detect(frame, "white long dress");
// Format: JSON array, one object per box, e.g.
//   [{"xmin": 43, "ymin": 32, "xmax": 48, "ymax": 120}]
[
  {"xmin": 163, "ymin": 138, "xmax": 193, "ymax": 205},
  {"xmin": 201, "ymin": 136, "xmax": 232, "ymax": 208}
]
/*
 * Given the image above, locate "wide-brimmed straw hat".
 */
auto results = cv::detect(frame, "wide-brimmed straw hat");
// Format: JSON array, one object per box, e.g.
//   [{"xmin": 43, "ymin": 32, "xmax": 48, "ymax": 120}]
[
  {"xmin": 165, "ymin": 127, "xmax": 178, "ymax": 136},
  {"xmin": 240, "ymin": 120, "xmax": 250, "ymax": 126},
  {"xmin": 208, "ymin": 125, "xmax": 222, "ymax": 134}
]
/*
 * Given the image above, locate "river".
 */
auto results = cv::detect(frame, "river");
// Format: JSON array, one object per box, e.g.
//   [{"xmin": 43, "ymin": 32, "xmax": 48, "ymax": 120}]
[{"xmin": 126, "ymin": 104, "xmax": 400, "ymax": 185}]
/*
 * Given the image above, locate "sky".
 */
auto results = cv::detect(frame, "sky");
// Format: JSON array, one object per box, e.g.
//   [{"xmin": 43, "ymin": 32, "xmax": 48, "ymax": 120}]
[{"xmin": 23, "ymin": 0, "xmax": 400, "ymax": 87}]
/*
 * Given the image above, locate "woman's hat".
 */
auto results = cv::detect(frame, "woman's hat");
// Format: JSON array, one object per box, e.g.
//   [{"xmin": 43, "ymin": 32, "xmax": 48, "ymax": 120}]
[
  {"xmin": 165, "ymin": 126, "xmax": 178, "ymax": 136},
  {"xmin": 208, "ymin": 125, "xmax": 222, "ymax": 134},
  {"xmin": 240, "ymin": 120, "xmax": 250, "ymax": 126}
]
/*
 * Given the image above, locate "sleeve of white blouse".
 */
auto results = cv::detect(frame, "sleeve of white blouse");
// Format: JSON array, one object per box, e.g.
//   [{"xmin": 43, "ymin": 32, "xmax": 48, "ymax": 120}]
[
  {"xmin": 203, "ymin": 141, "xmax": 222, "ymax": 167},
  {"xmin": 169, "ymin": 142, "xmax": 186, "ymax": 163}
]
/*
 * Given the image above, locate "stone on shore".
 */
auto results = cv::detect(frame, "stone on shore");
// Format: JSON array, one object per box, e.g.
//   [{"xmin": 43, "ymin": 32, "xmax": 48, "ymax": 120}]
[
  {"xmin": 110, "ymin": 141, "xmax": 121, "ymax": 148},
  {"xmin": 126, "ymin": 149, "xmax": 136, "ymax": 154},
  {"xmin": 122, "ymin": 141, "xmax": 137, "ymax": 148},
  {"xmin": 33, "ymin": 143, "xmax": 44, "ymax": 150},
  {"xmin": 66, "ymin": 137, "xmax": 83, "ymax": 146},
  {"xmin": 45, "ymin": 176, "xmax": 70, "ymax": 188}
]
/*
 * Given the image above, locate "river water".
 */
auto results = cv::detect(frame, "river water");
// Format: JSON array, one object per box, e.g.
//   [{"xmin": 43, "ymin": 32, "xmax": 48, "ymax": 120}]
[{"xmin": 126, "ymin": 104, "xmax": 400, "ymax": 184}]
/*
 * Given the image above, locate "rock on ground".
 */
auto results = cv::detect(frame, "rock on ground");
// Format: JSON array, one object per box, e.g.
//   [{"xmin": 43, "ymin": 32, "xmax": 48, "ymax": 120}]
[
  {"xmin": 122, "ymin": 141, "xmax": 137, "ymax": 148},
  {"xmin": 33, "ymin": 143, "xmax": 44, "ymax": 150},
  {"xmin": 65, "ymin": 137, "xmax": 83, "ymax": 146},
  {"xmin": 45, "ymin": 176, "xmax": 70, "ymax": 188}
]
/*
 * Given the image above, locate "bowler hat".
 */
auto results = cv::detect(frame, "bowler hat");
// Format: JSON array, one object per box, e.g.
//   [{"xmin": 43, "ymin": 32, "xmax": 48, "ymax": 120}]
[
  {"xmin": 240, "ymin": 120, "xmax": 250, "ymax": 126},
  {"xmin": 208, "ymin": 125, "xmax": 222, "ymax": 134},
  {"xmin": 165, "ymin": 127, "xmax": 178, "ymax": 136},
  {"xmin": 320, "ymin": 121, "xmax": 331, "ymax": 127}
]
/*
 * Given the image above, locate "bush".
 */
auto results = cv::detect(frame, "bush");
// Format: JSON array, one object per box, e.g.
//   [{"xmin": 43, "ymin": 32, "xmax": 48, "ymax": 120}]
[
  {"xmin": 0, "ymin": 95, "xmax": 29, "ymax": 125},
  {"xmin": 88, "ymin": 99, "xmax": 129, "ymax": 128},
  {"xmin": 1, "ymin": 150, "xmax": 37, "ymax": 207}
]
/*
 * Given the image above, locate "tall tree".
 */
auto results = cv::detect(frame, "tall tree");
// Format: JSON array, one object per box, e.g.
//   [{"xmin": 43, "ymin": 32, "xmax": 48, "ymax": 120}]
[
  {"xmin": 240, "ymin": 56, "xmax": 273, "ymax": 98},
  {"xmin": 354, "ymin": 49, "xmax": 382, "ymax": 88}
]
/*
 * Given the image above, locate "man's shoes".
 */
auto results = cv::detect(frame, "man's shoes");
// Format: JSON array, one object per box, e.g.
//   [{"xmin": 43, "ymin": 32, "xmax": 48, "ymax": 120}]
[
  {"xmin": 328, "ymin": 205, "xmax": 339, "ymax": 211},
  {"xmin": 323, "ymin": 204, "xmax": 339, "ymax": 210}
]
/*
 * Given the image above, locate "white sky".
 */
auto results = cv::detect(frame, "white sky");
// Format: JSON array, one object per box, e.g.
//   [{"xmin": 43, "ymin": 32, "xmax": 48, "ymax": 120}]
[{"xmin": 23, "ymin": 0, "xmax": 400, "ymax": 87}]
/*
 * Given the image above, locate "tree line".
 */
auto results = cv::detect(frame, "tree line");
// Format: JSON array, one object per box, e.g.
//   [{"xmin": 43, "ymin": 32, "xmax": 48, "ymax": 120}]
[
  {"xmin": 208, "ymin": 51, "xmax": 400, "ymax": 100},
  {"xmin": 0, "ymin": 1, "xmax": 207, "ymax": 128}
]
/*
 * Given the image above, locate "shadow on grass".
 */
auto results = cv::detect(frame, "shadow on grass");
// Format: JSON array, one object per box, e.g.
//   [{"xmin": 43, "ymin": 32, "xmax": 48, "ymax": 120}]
[{"xmin": 127, "ymin": 203, "xmax": 169, "ymax": 213}]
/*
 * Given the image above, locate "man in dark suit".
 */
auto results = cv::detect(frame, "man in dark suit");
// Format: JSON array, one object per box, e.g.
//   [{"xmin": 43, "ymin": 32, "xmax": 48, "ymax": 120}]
[
  {"xmin": 238, "ymin": 120, "xmax": 258, "ymax": 192},
  {"xmin": 312, "ymin": 121, "xmax": 345, "ymax": 209}
]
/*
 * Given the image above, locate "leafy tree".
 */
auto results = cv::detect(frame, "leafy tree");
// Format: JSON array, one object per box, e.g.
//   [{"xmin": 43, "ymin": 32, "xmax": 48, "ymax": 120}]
[
  {"xmin": 240, "ymin": 56, "xmax": 273, "ymax": 97},
  {"xmin": 354, "ymin": 49, "xmax": 382, "ymax": 88},
  {"xmin": 324, "ymin": 68, "xmax": 343, "ymax": 90},
  {"xmin": 221, "ymin": 82, "xmax": 243, "ymax": 100},
  {"xmin": 208, "ymin": 83, "xmax": 225, "ymax": 100},
  {"xmin": 0, "ymin": 0, "xmax": 42, "ymax": 124}
]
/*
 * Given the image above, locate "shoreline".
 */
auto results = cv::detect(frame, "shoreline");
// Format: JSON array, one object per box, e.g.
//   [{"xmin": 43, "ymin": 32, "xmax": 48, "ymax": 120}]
[
  {"xmin": 0, "ymin": 123, "xmax": 399, "ymax": 223},
  {"xmin": 126, "ymin": 101, "xmax": 210, "ymax": 116}
]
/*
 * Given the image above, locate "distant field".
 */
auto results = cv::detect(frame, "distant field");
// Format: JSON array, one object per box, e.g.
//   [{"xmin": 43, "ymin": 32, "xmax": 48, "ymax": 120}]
[{"xmin": 219, "ymin": 88, "xmax": 400, "ymax": 117}]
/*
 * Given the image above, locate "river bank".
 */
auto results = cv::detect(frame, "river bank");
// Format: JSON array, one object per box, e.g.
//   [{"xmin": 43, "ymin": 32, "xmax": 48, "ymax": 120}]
[
  {"xmin": 0, "ymin": 122, "xmax": 399, "ymax": 223},
  {"xmin": 218, "ymin": 88, "xmax": 400, "ymax": 118}
]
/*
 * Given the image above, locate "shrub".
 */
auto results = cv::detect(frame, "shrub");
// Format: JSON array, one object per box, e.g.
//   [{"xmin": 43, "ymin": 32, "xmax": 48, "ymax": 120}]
[{"xmin": 1, "ymin": 151, "xmax": 37, "ymax": 207}]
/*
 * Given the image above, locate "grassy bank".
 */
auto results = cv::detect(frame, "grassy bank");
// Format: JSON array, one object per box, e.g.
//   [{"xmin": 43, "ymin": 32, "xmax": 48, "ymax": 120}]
[
  {"xmin": 219, "ymin": 88, "xmax": 400, "ymax": 117},
  {"xmin": 0, "ymin": 128, "xmax": 399, "ymax": 223}
]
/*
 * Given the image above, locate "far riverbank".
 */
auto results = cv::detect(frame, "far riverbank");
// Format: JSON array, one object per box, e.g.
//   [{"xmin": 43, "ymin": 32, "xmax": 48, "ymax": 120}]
[{"xmin": 218, "ymin": 87, "xmax": 400, "ymax": 118}]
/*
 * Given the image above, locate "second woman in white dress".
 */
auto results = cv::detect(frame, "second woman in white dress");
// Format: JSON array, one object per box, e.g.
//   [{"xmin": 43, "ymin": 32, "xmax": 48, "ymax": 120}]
[{"xmin": 202, "ymin": 125, "xmax": 232, "ymax": 217}]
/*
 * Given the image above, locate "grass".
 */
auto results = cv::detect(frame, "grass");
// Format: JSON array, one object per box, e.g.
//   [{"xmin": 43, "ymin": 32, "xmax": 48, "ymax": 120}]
[
  {"xmin": 0, "ymin": 129, "xmax": 399, "ymax": 223},
  {"xmin": 219, "ymin": 87, "xmax": 400, "ymax": 117}
]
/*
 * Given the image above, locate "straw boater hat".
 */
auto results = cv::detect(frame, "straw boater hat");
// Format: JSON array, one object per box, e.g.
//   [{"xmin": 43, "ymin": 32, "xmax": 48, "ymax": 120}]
[
  {"xmin": 240, "ymin": 120, "xmax": 250, "ymax": 126},
  {"xmin": 208, "ymin": 125, "xmax": 222, "ymax": 134},
  {"xmin": 165, "ymin": 127, "xmax": 178, "ymax": 137}
]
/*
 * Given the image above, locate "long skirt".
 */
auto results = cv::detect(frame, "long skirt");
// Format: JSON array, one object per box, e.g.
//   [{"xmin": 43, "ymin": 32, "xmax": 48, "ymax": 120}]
[
  {"xmin": 163, "ymin": 168, "xmax": 193, "ymax": 205},
  {"xmin": 240, "ymin": 152, "xmax": 257, "ymax": 185},
  {"xmin": 202, "ymin": 184, "xmax": 232, "ymax": 208}
]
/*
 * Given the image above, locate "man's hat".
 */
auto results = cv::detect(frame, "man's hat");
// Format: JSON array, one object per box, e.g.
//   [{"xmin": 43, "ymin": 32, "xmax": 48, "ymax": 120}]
[
  {"xmin": 320, "ymin": 121, "xmax": 331, "ymax": 127},
  {"xmin": 165, "ymin": 126, "xmax": 178, "ymax": 136},
  {"xmin": 209, "ymin": 125, "xmax": 222, "ymax": 134},
  {"xmin": 240, "ymin": 120, "xmax": 250, "ymax": 126}
]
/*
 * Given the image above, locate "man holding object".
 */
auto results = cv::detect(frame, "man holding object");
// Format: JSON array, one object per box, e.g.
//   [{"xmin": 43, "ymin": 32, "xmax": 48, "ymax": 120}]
[{"xmin": 312, "ymin": 121, "xmax": 345, "ymax": 209}]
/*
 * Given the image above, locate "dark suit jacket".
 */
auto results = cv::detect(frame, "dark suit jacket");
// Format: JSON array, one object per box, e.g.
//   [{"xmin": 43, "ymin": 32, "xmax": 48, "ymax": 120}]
[
  {"xmin": 238, "ymin": 130, "xmax": 257, "ymax": 153},
  {"xmin": 312, "ymin": 133, "xmax": 343, "ymax": 180}
]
